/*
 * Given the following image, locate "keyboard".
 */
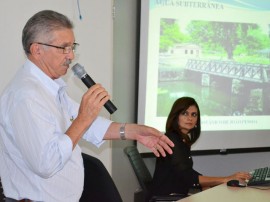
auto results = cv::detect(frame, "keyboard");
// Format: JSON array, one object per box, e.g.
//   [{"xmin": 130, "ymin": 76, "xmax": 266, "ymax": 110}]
[{"xmin": 247, "ymin": 167, "xmax": 270, "ymax": 186}]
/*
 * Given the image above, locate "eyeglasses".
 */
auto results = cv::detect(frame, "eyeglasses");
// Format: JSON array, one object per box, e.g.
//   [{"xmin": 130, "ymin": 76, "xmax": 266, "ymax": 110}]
[{"xmin": 35, "ymin": 42, "xmax": 79, "ymax": 54}]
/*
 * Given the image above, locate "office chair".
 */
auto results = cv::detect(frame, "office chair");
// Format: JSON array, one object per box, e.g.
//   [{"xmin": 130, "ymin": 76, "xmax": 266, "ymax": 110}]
[
  {"xmin": 0, "ymin": 154, "xmax": 122, "ymax": 202},
  {"xmin": 124, "ymin": 146, "xmax": 187, "ymax": 202},
  {"xmin": 0, "ymin": 178, "xmax": 5, "ymax": 201},
  {"xmin": 80, "ymin": 153, "xmax": 122, "ymax": 202}
]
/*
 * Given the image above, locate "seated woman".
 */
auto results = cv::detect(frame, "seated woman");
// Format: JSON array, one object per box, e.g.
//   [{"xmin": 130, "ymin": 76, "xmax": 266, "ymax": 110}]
[{"xmin": 151, "ymin": 97, "xmax": 251, "ymax": 196}]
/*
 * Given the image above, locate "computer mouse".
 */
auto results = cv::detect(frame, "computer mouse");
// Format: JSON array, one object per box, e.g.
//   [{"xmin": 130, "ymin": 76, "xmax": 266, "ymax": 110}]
[{"xmin": 226, "ymin": 180, "xmax": 246, "ymax": 187}]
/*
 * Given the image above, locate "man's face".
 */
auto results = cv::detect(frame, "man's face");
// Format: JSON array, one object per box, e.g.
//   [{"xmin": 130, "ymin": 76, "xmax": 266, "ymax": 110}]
[{"xmin": 35, "ymin": 28, "xmax": 76, "ymax": 79}]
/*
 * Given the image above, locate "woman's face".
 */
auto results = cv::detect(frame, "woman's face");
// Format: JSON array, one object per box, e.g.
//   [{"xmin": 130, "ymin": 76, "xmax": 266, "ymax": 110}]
[{"xmin": 178, "ymin": 105, "xmax": 198, "ymax": 134}]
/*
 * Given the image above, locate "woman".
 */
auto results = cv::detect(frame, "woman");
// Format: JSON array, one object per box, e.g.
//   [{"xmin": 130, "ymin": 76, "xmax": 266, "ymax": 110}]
[{"xmin": 151, "ymin": 97, "xmax": 251, "ymax": 196}]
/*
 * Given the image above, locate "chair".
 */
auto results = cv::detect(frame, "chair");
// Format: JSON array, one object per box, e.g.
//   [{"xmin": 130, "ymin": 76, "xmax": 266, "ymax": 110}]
[
  {"xmin": 80, "ymin": 153, "xmax": 123, "ymax": 202},
  {"xmin": 0, "ymin": 178, "xmax": 5, "ymax": 201},
  {"xmin": 0, "ymin": 154, "xmax": 122, "ymax": 202},
  {"xmin": 124, "ymin": 146, "xmax": 187, "ymax": 202}
]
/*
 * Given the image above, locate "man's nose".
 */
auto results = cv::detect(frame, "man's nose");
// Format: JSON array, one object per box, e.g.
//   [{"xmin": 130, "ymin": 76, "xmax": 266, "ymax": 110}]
[{"xmin": 66, "ymin": 50, "xmax": 75, "ymax": 60}]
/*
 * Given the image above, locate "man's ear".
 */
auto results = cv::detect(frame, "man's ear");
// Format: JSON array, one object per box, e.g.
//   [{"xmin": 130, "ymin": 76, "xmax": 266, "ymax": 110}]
[{"xmin": 29, "ymin": 43, "xmax": 41, "ymax": 56}]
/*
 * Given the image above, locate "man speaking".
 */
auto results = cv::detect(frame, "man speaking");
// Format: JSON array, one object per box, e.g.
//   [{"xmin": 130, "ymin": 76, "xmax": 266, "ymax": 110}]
[{"xmin": 0, "ymin": 10, "xmax": 174, "ymax": 202}]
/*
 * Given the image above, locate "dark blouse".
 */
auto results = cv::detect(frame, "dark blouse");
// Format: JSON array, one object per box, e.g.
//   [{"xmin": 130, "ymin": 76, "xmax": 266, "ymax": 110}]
[{"xmin": 151, "ymin": 131, "xmax": 202, "ymax": 196}]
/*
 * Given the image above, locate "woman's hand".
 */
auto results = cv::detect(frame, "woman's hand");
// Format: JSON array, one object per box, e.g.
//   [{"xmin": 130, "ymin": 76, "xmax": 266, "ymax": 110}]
[{"xmin": 224, "ymin": 171, "xmax": 252, "ymax": 184}]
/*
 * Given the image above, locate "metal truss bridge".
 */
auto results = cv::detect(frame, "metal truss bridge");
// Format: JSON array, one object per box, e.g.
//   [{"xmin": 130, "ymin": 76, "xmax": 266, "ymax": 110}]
[{"xmin": 185, "ymin": 59, "xmax": 270, "ymax": 83}]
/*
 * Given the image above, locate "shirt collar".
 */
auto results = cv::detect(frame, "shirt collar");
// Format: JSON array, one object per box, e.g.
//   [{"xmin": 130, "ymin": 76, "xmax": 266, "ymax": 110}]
[{"xmin": 24, "ymin": 59, "xmax": 67, "ymax": 98}]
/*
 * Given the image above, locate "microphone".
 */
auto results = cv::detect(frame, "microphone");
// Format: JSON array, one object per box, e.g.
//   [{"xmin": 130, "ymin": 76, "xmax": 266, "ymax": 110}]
[{"xmin": 72, "ymin": 63, "xmax": 117, "ymax": 114}]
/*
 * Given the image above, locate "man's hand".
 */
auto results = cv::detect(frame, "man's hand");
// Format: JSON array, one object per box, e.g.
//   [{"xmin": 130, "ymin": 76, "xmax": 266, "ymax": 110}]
[{"xmin": 127, "ymin": 124, "xmax": 174, "ymax": 157}]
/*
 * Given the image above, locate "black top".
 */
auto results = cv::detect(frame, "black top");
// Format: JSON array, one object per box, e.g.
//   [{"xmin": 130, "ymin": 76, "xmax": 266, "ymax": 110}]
[{"xmin": 151, "ymin": 131, "xmax": 202, "ymax": 195}]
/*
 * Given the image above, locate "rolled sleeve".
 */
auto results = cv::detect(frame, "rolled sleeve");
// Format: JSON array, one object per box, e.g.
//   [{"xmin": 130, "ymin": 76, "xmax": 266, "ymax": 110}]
[
  {"xmin": 83, "ymin": 117, "xmax": 112, "ymax": 147},
  {"xmin": 190, "ymin": 170, "xmax": 202, "ymax": 189},
  {"xmin": 59, "ymin": 134, "xmax": 73, "ymax": 164}
]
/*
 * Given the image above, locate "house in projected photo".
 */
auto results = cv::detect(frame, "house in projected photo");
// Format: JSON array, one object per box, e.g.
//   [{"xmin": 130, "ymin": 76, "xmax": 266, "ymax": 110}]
[
  {"xmin": 168, "ymin": 43, "xmax": 201, "ymax": 58},
  {"xmin": 158, "ymin": 43, "xmax": 202, "ymax": 81}
]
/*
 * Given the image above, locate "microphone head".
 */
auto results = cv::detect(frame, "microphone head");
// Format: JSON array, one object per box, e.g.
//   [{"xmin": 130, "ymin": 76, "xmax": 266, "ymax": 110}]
[{"xmin": 72, "ymin": 63, "xmax": 87, "ymax": 78}]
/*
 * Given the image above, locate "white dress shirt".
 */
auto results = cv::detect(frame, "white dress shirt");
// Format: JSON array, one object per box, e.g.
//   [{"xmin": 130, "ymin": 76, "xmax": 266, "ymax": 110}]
[{"xmin": 0, "ymin": 60, "xmax": 112, "ymax": 202}]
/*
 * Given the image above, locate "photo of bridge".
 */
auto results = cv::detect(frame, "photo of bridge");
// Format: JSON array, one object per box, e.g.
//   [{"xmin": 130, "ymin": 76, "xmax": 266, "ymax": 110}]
[{"xmin": 156, "ymin": 18, "xmax": 270, "ymax": 117}]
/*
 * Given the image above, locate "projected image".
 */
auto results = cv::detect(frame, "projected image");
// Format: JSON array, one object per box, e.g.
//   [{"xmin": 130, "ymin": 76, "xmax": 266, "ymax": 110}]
[
  {"xmin": 138, "ymin": 0, "xmax": 270, "ymax": 152},
  {"xmin": 157, "ymin": 19, "xmax": 270, "ymax": 117},
  {"xmin": 139, "ymin": 0, "xmax": 270, "ymax": 135}
]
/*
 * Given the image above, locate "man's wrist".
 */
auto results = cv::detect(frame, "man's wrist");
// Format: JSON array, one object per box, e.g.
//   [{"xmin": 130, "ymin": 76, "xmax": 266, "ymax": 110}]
[{"xmin": 120, "ymin": 123, "xmax": 126, "ymax": 140}]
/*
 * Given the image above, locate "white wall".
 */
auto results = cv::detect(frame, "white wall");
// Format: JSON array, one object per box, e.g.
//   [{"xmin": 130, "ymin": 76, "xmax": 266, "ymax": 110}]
[
  {"xmin": 0, "ymin": 0, "xmax": 114, "ymax": 172},
  {"xmin": 112, "ymin": 0, "xmax": 140, "ymax": 201}
]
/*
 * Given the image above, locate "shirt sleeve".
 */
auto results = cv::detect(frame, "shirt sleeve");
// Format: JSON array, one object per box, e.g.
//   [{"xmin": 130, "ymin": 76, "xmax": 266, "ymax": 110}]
[
  {"xmin": 9, "ymin": 97, "xmax": 73, "ymax": 178},
  {"xmin": 168, "ymin": 134, "xmax": 202, "ymax": 189},
  {"xmin": 64, "ymin": 91, "xmax": 113, "ymax": 147},
  {"xmin": 174, "ymin": 165, "xmax": 202, "ymax": 189},
  {"xmin": 82, "ymin": 117, "xmax": 112, "ymax": 147}
]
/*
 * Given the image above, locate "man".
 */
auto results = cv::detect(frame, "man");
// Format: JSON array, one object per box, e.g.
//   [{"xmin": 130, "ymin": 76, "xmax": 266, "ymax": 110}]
[{"xmin": 0, "ymin": 10, "xmax": 174, "ymax": 202}]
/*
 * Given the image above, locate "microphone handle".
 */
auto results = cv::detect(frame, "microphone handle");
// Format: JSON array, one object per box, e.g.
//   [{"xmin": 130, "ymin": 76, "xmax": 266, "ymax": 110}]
[
  {"xmin": 81, "ymin": 74, "xmax": 117, "ymax": 114},
  {"xmin": 81, "ymin": 74, "xmax": 96, "ymax": 88}
]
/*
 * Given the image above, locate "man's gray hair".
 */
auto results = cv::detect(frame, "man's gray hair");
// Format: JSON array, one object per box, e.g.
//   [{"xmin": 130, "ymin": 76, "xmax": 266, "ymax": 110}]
[{"xmin": 22, "ymin": 10, "xmax": 74, "ymax": 55}]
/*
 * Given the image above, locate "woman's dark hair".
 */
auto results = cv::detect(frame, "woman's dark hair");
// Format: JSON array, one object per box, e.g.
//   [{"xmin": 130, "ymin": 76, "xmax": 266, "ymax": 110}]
[{"xmin": 166, "ymin": 97, "xmax": 201, "ymax": 146}]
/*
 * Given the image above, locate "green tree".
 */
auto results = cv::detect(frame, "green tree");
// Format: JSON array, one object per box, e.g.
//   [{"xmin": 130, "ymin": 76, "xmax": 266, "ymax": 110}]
[
  {"xmin": 186, "ymin": 21, "xmax": 269, "ymax": 60},
  {"xmin": 159, "ymin": 18, "xmax": 187, "ymax": 52}
]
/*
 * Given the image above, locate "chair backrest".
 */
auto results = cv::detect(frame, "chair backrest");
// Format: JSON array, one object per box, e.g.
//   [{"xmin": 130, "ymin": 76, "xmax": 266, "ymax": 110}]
[
  {"xmin": 124, "ymin": 146, "xmax": 188, "ymax": 202},
  {"xmin": 80, "ymin": 153, "xmax": 123, "ymax": 202},
  {"xmin": 0, "ymin": 178, "xmax": 5, "ymax": 201},
  {"xmin": 124, "ymin": 146, "xmax": 153, "ymax": 197}
]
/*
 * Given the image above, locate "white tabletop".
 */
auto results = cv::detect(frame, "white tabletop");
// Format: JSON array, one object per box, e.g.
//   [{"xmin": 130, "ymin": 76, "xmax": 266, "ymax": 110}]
[{"xmin": 178, "ymin": 183, "xmax": 270, "ymax": 202}]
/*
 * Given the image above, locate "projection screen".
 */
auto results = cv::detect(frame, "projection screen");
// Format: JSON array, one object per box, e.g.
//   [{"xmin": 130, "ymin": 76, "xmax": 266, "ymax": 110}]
[{"xmin": 137, "ymin": 0, "xmax": 270, "ymax": 153}]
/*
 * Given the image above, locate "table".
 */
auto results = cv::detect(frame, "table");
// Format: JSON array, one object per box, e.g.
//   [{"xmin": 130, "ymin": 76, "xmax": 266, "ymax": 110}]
[{"xmin": 178, "ymin": 183, "xmax": 270, "ymax": 202}]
